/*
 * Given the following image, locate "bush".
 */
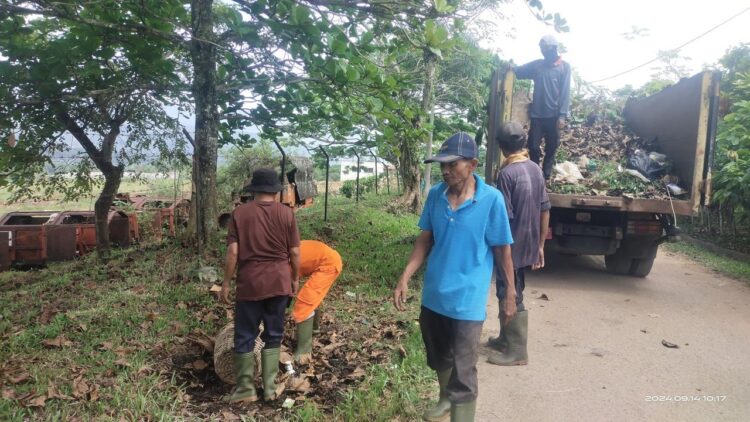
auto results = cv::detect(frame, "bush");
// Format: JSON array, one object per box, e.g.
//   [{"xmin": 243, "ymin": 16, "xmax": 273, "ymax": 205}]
[{"xmin": 339, "ymin": 175, "xmax": 384, "ymax": 198}]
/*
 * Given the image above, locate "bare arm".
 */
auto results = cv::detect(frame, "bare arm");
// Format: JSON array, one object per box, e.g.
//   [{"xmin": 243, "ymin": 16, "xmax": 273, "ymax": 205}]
[
  {"xmin": 533, "ymin": 210, "xmax": 550, "ymax": 270},
  {"xmin": 221, "ymin": 242, "xmax": 238, "ymax": 304},
  {"xmin": 393, "ymin": 230, "xmax": 433, "ymax": 311},
  {"xmin": 493, "ymin": 244, "xmax": 517, "ymax": 323},
  {"xmin": 289, "ymin": 246, "xmax": 301, "ymax": 294}
]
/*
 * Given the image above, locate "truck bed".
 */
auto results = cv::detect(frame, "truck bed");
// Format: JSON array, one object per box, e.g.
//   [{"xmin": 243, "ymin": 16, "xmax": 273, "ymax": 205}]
[{"xmin": 549, "ymin": 193, "xmax": 691, "ymax": 215}]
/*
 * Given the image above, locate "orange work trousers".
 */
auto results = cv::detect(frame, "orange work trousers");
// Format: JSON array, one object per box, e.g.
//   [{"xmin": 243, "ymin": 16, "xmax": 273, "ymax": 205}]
[{"xmin": 292, "ymin": 264, "xmax": 341, "ymax": 323}]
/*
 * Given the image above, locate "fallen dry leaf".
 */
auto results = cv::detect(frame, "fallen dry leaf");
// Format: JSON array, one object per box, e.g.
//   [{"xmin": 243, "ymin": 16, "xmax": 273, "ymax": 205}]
[
  {"xmin": 99, "ymin": 341, "xmax": 114, "ymax": 351},
  {"xmin": 10, "ymin": 370, "xmax": 31, "ymax": 384},
  {"xmin": 42, "ymin": 335, "xmax": 73, "ymax": 348},
  {"xmin": 661, "ymin": 340, "xmax": 679, "ymax": 349},
  {"xmin": 113, "ymin": 358, "xmax": 131, "ymax": 367},
  {"xmin": 114, "ymin": 347, "xmax": 134, "ymax": 357},
  {"xmin": 537, "ymin": 293, "xmax": 550, "ymax": 301},
  {"xmin": 2, "ymin": 388, "xmax": 16, "ymax": 399},
  {"xmin": 47, "ymin": 381, "xmax": 72, "ymax": 400},
  {"xmin": 288, "ymin": 376, "xmax": 311, "ymax": 393},
  {"xmin": 220, "ymin": 410, "xmax": 240, "ymax": 421},
  {"xmin": 191, "ymin": 359, "xmax": 208, "ymax": 370},
  {"xmin": 39, "ymin": 303, "xmax": 59, "ymax": 325},
  {"xmin": 72, "ymin": 376, "xmax": 90, "ymax": 399},
  {"xmin": 347, "ymin": 367, "xmax": 366, "ymax": 379},
  {"xmin": 145, "ymin": 311, "xmax": 159, "ymax": 321},
  {"xmin": 26, "ymin": 394, "xmax": 47, "ymax": 408}
]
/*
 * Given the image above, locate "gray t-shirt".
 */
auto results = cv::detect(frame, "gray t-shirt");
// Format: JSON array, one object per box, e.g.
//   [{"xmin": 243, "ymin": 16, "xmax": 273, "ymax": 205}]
[
  {"xmin": 495, "ymin": 160, "xmax": 551, "ymax": 269},
  {"xmin": 515, "ymin": 59, "xmax": 571, "ymax": 119}
]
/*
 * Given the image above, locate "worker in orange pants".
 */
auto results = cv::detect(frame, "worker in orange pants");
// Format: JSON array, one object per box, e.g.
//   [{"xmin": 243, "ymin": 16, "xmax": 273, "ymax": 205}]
[{"xmin": 293, "ymin": 240, "xmax": 343, "ymax": 363}]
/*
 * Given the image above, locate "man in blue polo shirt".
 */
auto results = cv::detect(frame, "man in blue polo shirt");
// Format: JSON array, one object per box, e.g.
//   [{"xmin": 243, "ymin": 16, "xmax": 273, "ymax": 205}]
[{"xmin": 393, "ymin": 132, "xmax": 516, "ymax": 422}]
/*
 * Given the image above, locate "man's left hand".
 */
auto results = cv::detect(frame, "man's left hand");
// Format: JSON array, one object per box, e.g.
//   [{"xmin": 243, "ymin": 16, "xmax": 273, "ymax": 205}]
[
  {"xmin": 502, "ymin": 294, "xmax": 518, "ymax": 324},
  {"xmin": 558, "ymin": 118, "xmax": 566, "ymax": 129}
]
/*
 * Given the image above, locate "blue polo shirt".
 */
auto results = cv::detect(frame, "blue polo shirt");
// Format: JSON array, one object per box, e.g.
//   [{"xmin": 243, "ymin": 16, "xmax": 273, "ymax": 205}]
[{"xmin": 418, "ymin": 174, "xmax": 513, "ymax": 321}]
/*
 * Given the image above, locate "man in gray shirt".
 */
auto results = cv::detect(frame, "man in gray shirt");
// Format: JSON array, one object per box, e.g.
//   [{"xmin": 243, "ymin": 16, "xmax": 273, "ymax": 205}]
[
  {"xmin": 488, "ymin": 122, "xmax": 551, "ymax": 366},
  {"xmin": 514, "ymin": 34, "xmax": 571, "ymax": 180}
]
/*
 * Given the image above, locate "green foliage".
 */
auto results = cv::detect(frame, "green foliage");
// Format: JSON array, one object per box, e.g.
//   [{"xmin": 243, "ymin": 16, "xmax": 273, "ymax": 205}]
[
  {"xmin": 712, "ymin": 45, "xmax": 750, "ymax": 223},
  {"xmin": 339, "ymin": 175, "xmax": 383, "ymax": 198},
  {"xmin": 713, "ymin": 96, "xmax": 750, "ymax": 222},
  {"xmin": 216, "ymin": 142, "xmax": 279, "ymax": 208},
  {"xmin": 0, "ymin": 0, "xmax": 188, "ymax": 202}
]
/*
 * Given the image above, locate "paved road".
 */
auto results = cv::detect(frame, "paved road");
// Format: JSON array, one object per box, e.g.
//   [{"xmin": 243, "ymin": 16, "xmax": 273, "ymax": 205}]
[{"xmin": 477, "ymin": 249, "xmax": 750, "ymax": 422}]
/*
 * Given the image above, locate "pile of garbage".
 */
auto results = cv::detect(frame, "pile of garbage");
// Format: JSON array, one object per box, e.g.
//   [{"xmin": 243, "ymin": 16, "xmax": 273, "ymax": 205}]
[{"xmin": 549, "ymin": 120, "xmax": 687, "ymax": 199}]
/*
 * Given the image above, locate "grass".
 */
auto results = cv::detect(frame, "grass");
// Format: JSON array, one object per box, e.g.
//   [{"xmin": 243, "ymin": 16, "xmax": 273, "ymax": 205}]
[
  {"xmin": 664, "ymin": 241, "xmax": 750, "ymax": 283},
  {"xmin": 0, "ymin": 192, "xmax": 436, "ymax": 420}
]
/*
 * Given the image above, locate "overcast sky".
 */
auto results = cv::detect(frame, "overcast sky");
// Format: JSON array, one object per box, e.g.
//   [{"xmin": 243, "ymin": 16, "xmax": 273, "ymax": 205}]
[{"xmin": 482, "ymin": 0, "xmax": 750, "ymax": 90}]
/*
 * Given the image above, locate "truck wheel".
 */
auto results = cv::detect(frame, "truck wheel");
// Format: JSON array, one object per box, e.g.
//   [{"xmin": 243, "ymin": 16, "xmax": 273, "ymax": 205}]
[
  {"xmin": 629, "ymin": 257, "xmax": 655, "ymax": 277},
  {"xmin": 605, "ymin": 253, "xmax": 632, "ymax": 275}
]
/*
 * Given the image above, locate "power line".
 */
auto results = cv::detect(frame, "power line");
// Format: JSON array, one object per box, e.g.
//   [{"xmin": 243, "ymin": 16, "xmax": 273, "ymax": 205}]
[{"xmin": 589, "ymin": 5, "xmax": 750, "ymax": 84}]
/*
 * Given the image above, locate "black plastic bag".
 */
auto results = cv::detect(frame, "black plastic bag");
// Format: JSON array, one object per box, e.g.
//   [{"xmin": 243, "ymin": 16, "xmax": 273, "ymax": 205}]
[{"xmin": 627, "ymin": 150, "xmax": 667, "ymax": 180}]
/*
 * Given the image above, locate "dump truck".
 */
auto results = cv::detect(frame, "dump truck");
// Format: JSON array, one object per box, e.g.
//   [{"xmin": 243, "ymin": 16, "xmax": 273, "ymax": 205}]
[{"xmin": 486, "ymin": 70, "xmax": 720, "ymax": 277}]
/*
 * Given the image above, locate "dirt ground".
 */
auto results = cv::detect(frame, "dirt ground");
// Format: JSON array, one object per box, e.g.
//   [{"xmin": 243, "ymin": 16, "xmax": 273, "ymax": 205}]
[{"xmin": 477, "ymin": 249, "xmax": 750, "ymax": 422}]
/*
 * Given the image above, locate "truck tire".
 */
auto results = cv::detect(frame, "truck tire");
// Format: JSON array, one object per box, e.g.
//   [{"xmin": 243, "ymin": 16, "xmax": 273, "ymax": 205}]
[
  {"xmin": 629, "ymin": 257, "xmax": 655, "ymax": 277},
  {"xmin": 605, "ymin": 253, "xmax": 632, "ymax": 275}
]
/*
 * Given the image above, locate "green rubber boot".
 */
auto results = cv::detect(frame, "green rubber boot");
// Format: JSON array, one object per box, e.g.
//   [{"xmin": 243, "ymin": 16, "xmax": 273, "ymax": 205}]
[
  {"xmin": 486, "ymin": 320, "xmax": 508, "ymax": 352},
  {"xmin": 295, "ymin": 317, "xmax": 314, "ymax": 363},
  {"xmin": 261, "ymin": 348, "xmax": 280, "ymax": 401},
  {"xmin": 313, "ymin": 311, "xmax": 322, "ymax": 333},
  {"xmin": 487, "ymin": 310, "xmax": 528, "ymax": 366},
  {"xmin": 422, "ymin": 368, "xmax": 451, "ymax": 421},
  {"xmin": 450, "ymin": 400, "xmax": 476, "ymax": 422},
  {"xmin": 227, "ymin": 352, "xmax": 258, "ymax": 403}
]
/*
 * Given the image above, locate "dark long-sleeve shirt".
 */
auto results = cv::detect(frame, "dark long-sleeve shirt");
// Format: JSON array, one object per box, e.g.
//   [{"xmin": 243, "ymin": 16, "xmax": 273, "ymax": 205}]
[{"xmin": 515, "ymin": 58, "xmax": 571, "ymax": 119}]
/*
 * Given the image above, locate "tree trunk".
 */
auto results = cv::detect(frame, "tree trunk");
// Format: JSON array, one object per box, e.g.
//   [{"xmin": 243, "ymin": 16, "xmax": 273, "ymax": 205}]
[
  {"xmin": 399, "ymin": 137, "xmax": 422, "ymax": 213},
  {"xmin": 190, "ymin": 0, "xmax": 219, "ymax": 253},
  {"xmin": 94, "ymin": 166, "xmax": 123, "ymax": 258},
  {"xmin": 420, "ymin": 51, "xmax": 438, "ymax": 197}
]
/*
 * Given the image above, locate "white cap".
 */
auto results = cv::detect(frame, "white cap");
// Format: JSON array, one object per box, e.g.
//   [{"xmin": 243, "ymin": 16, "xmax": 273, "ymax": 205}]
[{"xmin": 539, "ymin": 34, "xmax": 558, "ymax": 47}]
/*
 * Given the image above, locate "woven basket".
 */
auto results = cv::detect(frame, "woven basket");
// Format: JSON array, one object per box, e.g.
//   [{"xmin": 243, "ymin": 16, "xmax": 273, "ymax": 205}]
[{"xmin": 213, "ymin": 322, "xmax": 265, "ymax": 385}]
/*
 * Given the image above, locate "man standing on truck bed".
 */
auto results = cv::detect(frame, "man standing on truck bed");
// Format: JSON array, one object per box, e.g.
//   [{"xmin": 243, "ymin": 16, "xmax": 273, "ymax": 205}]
[
  {"xmin": 487, "ymin": 122, "xmax": 550, "ymax": 367},
  {"xmin": 221, "ymin": 168, "xmax": 301, "ymax": 403},
  {"xmin": 513, "ymin": 34, "xmax": 571, "ymax": 180},
  {"xmin": 393, "ymin": 132, "xmax": 516, "ymax": 422}
]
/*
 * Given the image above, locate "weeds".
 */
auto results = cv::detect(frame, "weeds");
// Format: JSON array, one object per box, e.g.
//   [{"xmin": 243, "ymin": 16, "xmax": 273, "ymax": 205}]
[{"xmin": 0, "ymin": 194, "xmax": 435, "ymax": 421}]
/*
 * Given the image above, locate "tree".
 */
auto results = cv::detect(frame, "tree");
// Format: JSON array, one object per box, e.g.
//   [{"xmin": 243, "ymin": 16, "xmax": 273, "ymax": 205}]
[{"xmin": 0, "ymin": 1, "xmax": 187, "ymax": 255}]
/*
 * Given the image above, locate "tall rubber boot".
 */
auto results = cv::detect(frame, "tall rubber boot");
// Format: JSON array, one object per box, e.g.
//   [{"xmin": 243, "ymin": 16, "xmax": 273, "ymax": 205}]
[
  {"xmin": 422, "ymin": 368, "xmax": 451, "ymax": 421},
  {"xmin": 261, "ymin": 348, "xmax": 280, "ymax": 401},
  {"xmin": 227, "ymin": 352, "xmax": 258, "ymax": 403},
  {"xmin": 487, "ymin": 310, "xmax": 528, "ymax": 366},
  {"xmin": 486, "ymin": 318, "xmax": 508, "ymax": 352},
  {"xmin": 313, "ymin": 310, "xmax": 322, "ymax": 333},
  {"xmin": 450, "ymin": 400, "xmax": 476, "ymax": 422},
  {"xmin": 295, "ymin": 317, "xmax": 314, "ymax": 364}
]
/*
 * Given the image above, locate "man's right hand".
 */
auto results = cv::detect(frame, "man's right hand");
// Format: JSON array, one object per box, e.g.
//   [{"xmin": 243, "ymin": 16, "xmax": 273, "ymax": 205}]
[
  {"xmin": 220, "ymin": 282, "xmax": 231, "ymax": 305},
  {"xmin": 532, "ymin": 247, "xmax": 545, "ymax": 270},
  {"xmin": 393, "ymin": 280, "xmax": 409, "ymax": 311}
]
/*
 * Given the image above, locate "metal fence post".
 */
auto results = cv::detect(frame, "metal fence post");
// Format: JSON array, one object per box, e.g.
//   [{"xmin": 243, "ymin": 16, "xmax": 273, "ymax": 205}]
[
  {"xmin": 318, "ymin": 146, "xmax": 330, "ymax": 221},
  {"xmin": 369, "ymin": 149, "xmax": 378, "ymax": 195},
  {"xmin": 353, "ymin": 150, "xmax": 360, "ymax": 203},
  {"xmin": 385, "ymin": 163, "xmax": 390, "ymax": 194},
  {"xmin": 272, "ymin": 140, "xmax": 287, "ymax": 203}
]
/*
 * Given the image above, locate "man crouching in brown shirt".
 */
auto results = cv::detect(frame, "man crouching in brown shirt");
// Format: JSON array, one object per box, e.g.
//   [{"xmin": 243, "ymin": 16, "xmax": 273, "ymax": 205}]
[{"xmin": 221, "ymin": 168, "xmax": 301, "ymax": 402}]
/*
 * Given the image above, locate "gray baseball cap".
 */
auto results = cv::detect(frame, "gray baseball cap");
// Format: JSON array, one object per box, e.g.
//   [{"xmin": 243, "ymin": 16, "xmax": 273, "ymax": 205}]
[{"xmin": 497, "ymin": 121, "xmax": 525, "ymax": 142}]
